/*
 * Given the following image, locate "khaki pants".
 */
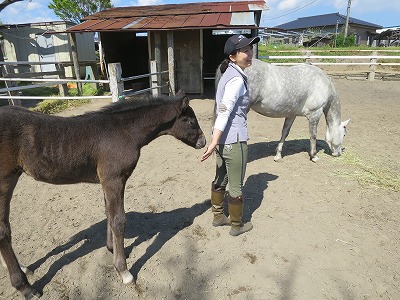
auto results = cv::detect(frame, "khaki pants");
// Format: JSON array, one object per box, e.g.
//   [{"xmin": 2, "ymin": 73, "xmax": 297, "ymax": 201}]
[{"xmin": 213, "ymin": 141, "xmax": 248, "ymax": 198}]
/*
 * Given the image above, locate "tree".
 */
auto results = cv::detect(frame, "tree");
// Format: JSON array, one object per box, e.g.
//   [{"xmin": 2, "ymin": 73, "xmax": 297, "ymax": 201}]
[
  {"xmin": 0, "ymin": 0, "xmax": 23, "ymax": 11},
  {"xmin": 335, "ymin": 34, "xmax": 356, "ymax": 47},
  {"xmin": 48, "ymin": 0, "xmax": 112, "ymax": 24}
]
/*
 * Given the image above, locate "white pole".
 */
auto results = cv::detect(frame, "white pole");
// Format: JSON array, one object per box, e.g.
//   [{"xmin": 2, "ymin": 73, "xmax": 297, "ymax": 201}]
[{"xmin": 344, "ymin": 0, "xmax": 352, "ymax": 38}]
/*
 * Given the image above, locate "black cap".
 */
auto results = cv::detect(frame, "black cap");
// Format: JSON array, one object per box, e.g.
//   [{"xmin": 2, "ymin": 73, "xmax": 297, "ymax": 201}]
[{"xmin": 224, "ymin": 34, "xmax": 260, "ymax": 56}]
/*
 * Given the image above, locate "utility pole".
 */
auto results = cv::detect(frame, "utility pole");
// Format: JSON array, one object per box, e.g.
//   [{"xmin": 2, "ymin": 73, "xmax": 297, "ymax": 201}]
[{"xmin": 344, "ymin": 0, "xmax": 352, "ymax": 38}]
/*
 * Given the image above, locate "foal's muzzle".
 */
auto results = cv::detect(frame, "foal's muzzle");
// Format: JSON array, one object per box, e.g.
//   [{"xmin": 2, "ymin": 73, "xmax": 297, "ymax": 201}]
[{"xmin": 196, "ymin": 133, "xmax": 206, "ymax": 149}]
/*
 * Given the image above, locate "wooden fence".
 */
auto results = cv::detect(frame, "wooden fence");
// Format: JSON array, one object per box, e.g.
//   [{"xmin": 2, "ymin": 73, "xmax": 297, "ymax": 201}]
[
  {"xmin": 259, "ymin": 49, "xmax": 400, "ymax": 80},
  {"xmin": 1, "ymin": 51, "xmax": 399, "ymax": 105},
  {"xmin": 0, "ymin": 61, "xmax": 169, "ymax": 105}
]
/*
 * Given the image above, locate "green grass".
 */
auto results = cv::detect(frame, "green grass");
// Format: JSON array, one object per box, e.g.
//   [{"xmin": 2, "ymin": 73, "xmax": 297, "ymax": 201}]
[
  {"xmin": 31, "ymin": 99, "xmax": 91, "ymax": 114},
  {"xmin": 23, "ymin": 83, "xmax": 106, "ymax": 114},
  {"xmin": 258, "ymin": 44, "xmax": 400, "ymax": 64}
]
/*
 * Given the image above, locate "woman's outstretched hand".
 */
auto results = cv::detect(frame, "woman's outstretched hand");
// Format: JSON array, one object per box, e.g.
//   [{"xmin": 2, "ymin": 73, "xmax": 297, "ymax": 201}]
[{"xmin": 201, "ymin": 143, "xmax": 216, "ymax": 162}]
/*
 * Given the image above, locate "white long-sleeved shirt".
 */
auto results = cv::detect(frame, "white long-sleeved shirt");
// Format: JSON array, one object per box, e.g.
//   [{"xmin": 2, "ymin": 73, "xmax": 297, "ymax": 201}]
[{"xmin": 214, "ymin": 64, "xmax": 247, "ymax": 132}]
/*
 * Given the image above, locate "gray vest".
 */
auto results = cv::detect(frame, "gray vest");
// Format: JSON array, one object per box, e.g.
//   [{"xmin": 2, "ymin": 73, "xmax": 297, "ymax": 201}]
[{"xmin": 215, "ymin": 63, "xmax": 250, "ymax": 144}]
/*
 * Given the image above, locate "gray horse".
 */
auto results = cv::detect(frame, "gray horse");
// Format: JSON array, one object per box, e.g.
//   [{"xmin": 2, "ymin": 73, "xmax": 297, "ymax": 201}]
[{"xmin": 217, "ymin": 58, "xmax": 349, "ymax": 162}]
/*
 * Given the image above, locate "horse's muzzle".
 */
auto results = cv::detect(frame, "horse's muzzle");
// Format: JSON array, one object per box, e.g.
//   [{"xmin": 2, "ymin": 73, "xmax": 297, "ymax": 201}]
[{"xmin": 332, "ymin": 147, "xmax": 345, "ymax": 157}]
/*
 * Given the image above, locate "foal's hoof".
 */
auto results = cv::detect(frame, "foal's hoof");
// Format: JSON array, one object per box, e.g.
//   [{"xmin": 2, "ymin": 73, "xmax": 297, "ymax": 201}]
[
  {"xmin": 20, "ymin": 265, "xmax": 33, "ymax": 275},
  {"xmin": 311, "ymin": 156, "xmax": 319, "ymax": 163},
  {"xmin": 121, "ymin": 270, "xmax": 134, "ymax": 284},
  {"xmin": 22, "ymin": 287, "xmax": 41, "ymax": 299}
]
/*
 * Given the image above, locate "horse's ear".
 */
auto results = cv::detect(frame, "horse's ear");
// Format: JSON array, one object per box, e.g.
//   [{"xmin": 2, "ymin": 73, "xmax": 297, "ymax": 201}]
[{"xmin": 342, "ymin": 119, "xmax": 350, "ymax": 128}]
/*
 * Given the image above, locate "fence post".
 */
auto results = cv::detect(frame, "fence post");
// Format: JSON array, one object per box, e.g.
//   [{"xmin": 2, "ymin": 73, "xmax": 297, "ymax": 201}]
[
  {"xmin": 368, "ymin": 51, "xmax": 377, "ymax": 81},
  {"xmin": 305, "ymin": 50, "xmax": 312, "ymax": 64},
  {"xmin": 167, "ymin": 31, "xmax": 175, "ymax": 95},
  {"xmin": 2, "ymin": 65, "xmax": 21, "ymax": 106},
  {"xmin": 56, "ymin": 64, "xmax": 68, "ymax": 97},
  {"xmin": 108, "ymin": 62, "xmax": 124, "ymax": 102},
  {"xmin": 150, "ymin": 60, "xmax": 159, "ymax": 96},
  {"xmin": 69, "ymin": 33, "xmax": 83, "ymax": 95}
]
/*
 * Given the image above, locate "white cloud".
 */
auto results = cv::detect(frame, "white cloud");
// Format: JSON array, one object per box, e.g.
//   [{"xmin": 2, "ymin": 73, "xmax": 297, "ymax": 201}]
[
  {"xmin": 277, "ymin": 0, "xmax": 300, "ymax": 10},
  {"xmin": 351, "ymin": 0, "xmax": 400, "ymax": 13},
  {"xmin": 111, "ymin": 0, "xmax": 163, "ymax": 7},
  {"xmin": 138, "ymin": 0, "xmax": 162, "ymax": 5},
  {"xmin": 333, "ymin": 0, "xmax": 347, "ymax": 10}
]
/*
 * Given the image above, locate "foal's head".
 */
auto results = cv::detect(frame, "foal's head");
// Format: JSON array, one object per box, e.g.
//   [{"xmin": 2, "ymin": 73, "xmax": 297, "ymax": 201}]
[{"xmin": 169, "ymin": 93, "xmax": 206, "ymax": 149}]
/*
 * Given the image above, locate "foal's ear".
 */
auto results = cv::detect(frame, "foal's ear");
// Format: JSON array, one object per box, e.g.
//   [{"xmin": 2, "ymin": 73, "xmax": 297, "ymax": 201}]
[{"xmin": 176, "ymin": 89, "xmax": 189, "ymax": 110}]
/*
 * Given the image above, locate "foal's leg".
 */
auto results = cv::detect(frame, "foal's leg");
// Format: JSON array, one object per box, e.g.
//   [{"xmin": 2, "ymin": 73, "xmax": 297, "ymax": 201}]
[
  {"xmin": 0, "ymin": 173, "xmax": 40, "ymax": 298},
  {"xmin": 275, "ymin": 117, "xmax": 296, "ymax": 161},
  {"xmin": 101, "ymin": 179, "xmax": 134, "ymax": 285},
  {"xmin": 103, "ymin": 192, "xmax": 113, "ymax": 253}
]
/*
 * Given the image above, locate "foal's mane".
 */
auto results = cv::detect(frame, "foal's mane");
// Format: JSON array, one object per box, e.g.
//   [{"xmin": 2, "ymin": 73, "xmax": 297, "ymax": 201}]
[{"xmin": 87, "ymin": 94, "xmax": 181, "ymax": 116}]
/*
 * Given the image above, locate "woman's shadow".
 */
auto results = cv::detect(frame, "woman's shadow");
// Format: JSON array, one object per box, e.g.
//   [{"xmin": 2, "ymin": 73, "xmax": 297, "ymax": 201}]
[
  {"xmin": 29, "ymin": 200, "xmax": 210, "ymax": 292},
  {"xmin": 28, "ymin": 172, "xmax": 279, "ymax": 293},
  {"xmin": 242, "ymin": 172, "xmax": 278, "ymax": 222}
]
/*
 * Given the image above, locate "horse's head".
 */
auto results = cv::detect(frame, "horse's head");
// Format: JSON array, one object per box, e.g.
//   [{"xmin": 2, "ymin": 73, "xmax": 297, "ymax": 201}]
[
  {"xmin": 326, "ymin": 119, "xmax": 350, "ymax": 156},
  {"xmin": 170, "ymin": 91, "xmax": 206, "ymax": 149}
]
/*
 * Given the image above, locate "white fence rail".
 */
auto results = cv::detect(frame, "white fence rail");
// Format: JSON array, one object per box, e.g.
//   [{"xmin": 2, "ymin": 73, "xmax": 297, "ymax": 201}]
[
  {"xmin": 0, "ymin": 61, "xmax": 168, "ymax": 104},
  {"xmin": 259, "ymin": 50, "xmax": 400, "ymax": 80}
]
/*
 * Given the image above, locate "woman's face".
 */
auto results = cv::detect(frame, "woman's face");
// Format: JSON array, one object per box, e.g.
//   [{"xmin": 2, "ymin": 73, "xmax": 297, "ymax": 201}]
[{"xmin": 229, "ymin": 45, "xmax": 254, "ymax": 70}]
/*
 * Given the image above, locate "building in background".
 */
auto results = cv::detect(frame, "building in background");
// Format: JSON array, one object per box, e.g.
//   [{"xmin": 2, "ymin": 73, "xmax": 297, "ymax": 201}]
[
  {"xmin": 0, "ymin": 21, "xmax": 96, "ymax": 77},
  {"xmin": 264, "ymin": 12, "xmax": 382, "ymax": 47}
]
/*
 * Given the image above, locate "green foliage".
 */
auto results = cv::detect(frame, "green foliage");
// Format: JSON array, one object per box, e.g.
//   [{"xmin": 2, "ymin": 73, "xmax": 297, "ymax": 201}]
[
  {"xmin": 68, "ymin": 83, "xmax": 104, "ymax": 96},
  {"xmin": 29, "ymin": 83, "xmax": 105, "ymax": 114},
  {"xmin": 21, "ymin": 85, "xmax": 59, "ymax": 97},
  {"xmin": 334, "ymin": 34, "xmax": 356, "ymax": 47},
  {"xmin": 48, "ymin": 0, "xmax": 112, "ymax": 23}
]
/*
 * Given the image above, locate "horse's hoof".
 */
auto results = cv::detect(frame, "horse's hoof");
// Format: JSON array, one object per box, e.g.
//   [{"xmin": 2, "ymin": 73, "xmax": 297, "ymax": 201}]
[
  {"xmin": 273, "ymin": 155, "xmax": 282, "ymax": 162},
  {"xmin": 121, "ymin": 270, "xmax": 134, "ymax": 284}
]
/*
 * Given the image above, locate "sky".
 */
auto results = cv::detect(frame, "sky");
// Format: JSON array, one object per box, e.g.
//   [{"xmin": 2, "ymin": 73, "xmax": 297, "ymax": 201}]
[{"xmin": 0, "ymin": 0, "xmax": 399, "ymax": 29}]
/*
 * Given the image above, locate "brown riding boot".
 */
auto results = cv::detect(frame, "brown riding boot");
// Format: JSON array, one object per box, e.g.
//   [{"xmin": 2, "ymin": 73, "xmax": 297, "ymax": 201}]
[
  {"xmin": 211, "ymin": 183, "xmax": 230, "ymax": 226},
  {"xmin": 228, "ymin": 194, "xmax": 253, "ymax": 236}
]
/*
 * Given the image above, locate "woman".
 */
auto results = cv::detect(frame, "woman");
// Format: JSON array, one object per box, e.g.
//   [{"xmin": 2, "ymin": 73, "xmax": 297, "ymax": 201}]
[{"xmin": 201, "ymin": 34, "xmax": 259, "ymax": 236}]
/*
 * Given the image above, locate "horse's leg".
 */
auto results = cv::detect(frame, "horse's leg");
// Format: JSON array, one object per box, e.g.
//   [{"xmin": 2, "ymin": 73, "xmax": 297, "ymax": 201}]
[
  {"xmin": 308, "ymin": 118, "xmax": 320, "ymax": 162},
  {"xmin": 0, "ymin": 172, "xmax": 41, "ymax": 298},
  {"xmin": 275, "ymin": 117, "xmax": 296, "ymax": 161},
  {"xmin": 102, "ymin": 178, "xmax": 134, "ymax": 285}
]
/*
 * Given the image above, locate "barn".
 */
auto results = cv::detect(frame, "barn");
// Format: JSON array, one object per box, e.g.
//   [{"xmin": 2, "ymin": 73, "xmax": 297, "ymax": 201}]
[
  {"xmin": 0, "ymin": 21, "xmax": 96, "ymax": 78},
  {"xmin": 66, "ymin": 0, "xmax": 268, "ymax": 95}
]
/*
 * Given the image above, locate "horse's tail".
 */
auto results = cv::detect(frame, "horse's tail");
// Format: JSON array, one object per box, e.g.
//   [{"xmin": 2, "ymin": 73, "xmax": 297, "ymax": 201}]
[
  {"xmin": 211, "ymin": 63, "xmax": 224, "ymax": 131},
  {"xmin": 215, "ymin": 64, "xmax": 223, "ymax": 90}
]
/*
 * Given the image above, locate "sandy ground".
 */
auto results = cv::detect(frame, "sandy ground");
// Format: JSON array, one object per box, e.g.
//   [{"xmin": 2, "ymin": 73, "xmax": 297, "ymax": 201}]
[{"xmin": 0, "ymin": 78, "xmax": 399, "ymax": 300}]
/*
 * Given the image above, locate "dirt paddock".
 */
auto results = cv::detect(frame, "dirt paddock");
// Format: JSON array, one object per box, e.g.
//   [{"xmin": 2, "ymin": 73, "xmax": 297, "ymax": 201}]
[{"xmin": 0, "ymin": 78, "xmax": 399, "ymax": 299}]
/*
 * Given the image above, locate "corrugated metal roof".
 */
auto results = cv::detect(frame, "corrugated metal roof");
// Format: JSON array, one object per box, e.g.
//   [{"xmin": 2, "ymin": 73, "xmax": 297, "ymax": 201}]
[
  {"xmin": 67, "ymin": 0, "xmax": 267, "ymax": 32},
  {"xmin": 276, "ymin": 13, "xmax": 382, "ymax": 30}
]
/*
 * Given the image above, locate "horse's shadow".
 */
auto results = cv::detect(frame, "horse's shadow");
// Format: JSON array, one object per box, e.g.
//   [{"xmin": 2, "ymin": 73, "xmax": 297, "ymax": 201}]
[
  {"xmin": 29, "ymin": 200, "xmax": 210, "ymax": 292},
  {"xmin": 242, "ymin": 172, "xmax": 279, "ymax": 222},
  {"xmin": 248, "ymin": 139, "xmax": 331, "ymax": 163}
]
